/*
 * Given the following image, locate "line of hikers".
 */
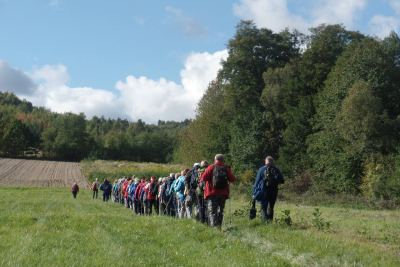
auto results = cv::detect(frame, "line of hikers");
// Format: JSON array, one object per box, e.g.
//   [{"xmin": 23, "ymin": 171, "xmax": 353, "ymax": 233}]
[{"xmin": 91, "ymin": 154, "xmax": 284, "ymax": 227}]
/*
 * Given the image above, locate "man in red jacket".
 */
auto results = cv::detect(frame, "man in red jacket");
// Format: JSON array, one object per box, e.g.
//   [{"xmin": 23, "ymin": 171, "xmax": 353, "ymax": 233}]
[{"xmin": 201, "ymin": 154, "xmax": 236, "ymax": 227}]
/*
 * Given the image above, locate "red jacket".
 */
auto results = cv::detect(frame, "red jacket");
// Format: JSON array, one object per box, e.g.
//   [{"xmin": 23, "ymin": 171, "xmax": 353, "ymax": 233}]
[
  {"xmin": 144, "ymin": 181, "xmax": 156, "ymax": 200},
  {"xmin": 71, "ymin": 184, "xmax": 79, "ymax": 192},
  {"xmin": 135, "ymin": 182, "xmax": 145, "ymax": 200},
  {"xmin": 201, "ymin": 161, "xmax": 236, "ymax": 199}
]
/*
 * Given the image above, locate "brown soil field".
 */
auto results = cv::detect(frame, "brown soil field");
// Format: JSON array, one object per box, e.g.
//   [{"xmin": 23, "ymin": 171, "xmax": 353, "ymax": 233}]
[{"xmin": 0, "ymin": 158, "xmax": 90, "ymax": 188}]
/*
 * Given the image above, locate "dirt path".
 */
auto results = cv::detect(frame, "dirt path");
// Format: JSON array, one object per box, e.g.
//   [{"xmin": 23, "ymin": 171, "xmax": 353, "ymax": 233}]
[{"xmin": 0, "ymin": 158, "xmax": 90, "ymax": 188}]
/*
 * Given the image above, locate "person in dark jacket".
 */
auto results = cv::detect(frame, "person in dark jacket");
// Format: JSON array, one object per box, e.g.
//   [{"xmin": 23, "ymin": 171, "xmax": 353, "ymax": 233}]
[
  {"xmin": 100, "ymin": 178, "xmax": 113, "ymax": 202},
  {"xmin": 201, "ymin": 154, "xmax": 236, "ymax": 227},
  {"xmin": 195, "ymin": 160, "xmax": 209, "ymax": 223},
  {"xmin": 184, "ymin": 163, "xmax": 200, "ymax": 219},
  {"xmin": 162, "ymin": 173, "xmax": 175, "ymax": 216},
  {"xmin": 71, "ymin": 182, "xmax": 79, "ymax": 198},
  {"xmin": 253, "ymin": 156, "xmax": 284, "ymax": 221}
]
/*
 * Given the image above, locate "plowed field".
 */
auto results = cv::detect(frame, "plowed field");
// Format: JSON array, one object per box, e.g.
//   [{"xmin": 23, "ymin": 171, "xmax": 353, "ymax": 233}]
[{"xmin": 0, "ymin": 158, "xmax": 89, "ymax": 188}]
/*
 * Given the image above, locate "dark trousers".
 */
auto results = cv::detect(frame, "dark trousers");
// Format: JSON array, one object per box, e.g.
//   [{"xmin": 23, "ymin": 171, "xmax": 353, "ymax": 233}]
[
  {"xmin": 154, "ymin": 197, "xmax": 160, "ymax": 214},
  {"xmin": 260, "ymin": 187, "xmax": 278, "ymax": 221},
  {"xmin": 72, "ymin": 192, "xmax": 77, "ymax": 198},
  {"xmin": 147, "ymin": 199, "xmax": 156, "ymax": 215},
  {"xmin": 93, "ymin": 189, "xmax": 98, "ymax": 199},
  {"xmin": 103, "ymin": 193, "xmax": 109, "ymax": 202},
  {"xmin": 196, "ymin": 194, "xmax": 206, "ymax": 223},
  {"xmin": 165, "ymin": 197, "xmax": 175, "ymax": 217},
  {"xmin": 207, "ymin": 195, "xmax": 227, "ymax": 227}
]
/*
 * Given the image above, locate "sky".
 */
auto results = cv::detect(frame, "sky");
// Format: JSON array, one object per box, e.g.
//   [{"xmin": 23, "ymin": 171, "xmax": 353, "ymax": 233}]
[{"xmin": 0, "ymin": 0, "xmax": 399, "ymax": 124}]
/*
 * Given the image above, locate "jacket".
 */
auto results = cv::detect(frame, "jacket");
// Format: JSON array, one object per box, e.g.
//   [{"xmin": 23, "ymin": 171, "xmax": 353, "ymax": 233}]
[
  {"xmin": 201, "ymin": 162, "xmax": 236, "ymax": 199},
  {"xmin": 100, "ymin": 181, "xmax": 112, "ymax": 194},
  {"xmin": 71, "ymin": 184, "xmax": 79, "ymax": 192},
  {"xmin": 144, "ymin": 181, "xmax": 156, "ymax": 200},
  {"xmin": 253, "ymin": 163, "xmax": 284, "ymax": 193},
  {"xmin": 174, "ymin": 176, "xmax": 186, "ymax": 202},
  {"xmin": 135, "ymin": 182, "xmax": 146, "ymax": 201}
]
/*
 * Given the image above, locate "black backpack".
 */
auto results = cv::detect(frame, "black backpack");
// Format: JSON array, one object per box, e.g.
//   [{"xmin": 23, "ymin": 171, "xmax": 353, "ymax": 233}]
[
  {"xmin": 150, "ymin": 183, "xmax": 158, "ymax": 196},
  {"xmin": 264, "ymin": 165, "xmax": 278, "ymax": 187},
  {"xmin": 212, "ymin": 165, "xmax": 228, "ymax": 189},
  {"xmin": 189, "ymin": 169, "xmax": 198, "ymax": 190}
]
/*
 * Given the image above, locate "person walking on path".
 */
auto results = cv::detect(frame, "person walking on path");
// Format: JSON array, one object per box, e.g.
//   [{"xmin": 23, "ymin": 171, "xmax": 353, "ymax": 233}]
[
  {"xmin": 100, "ymin": 178, "xmax": 113, "ymax": 202},
  {"xmin": 92, "ymin": 178, "xmax": 100, "ymax": 199},
  {"xmin": 201, "ymin": 154, "xmax": 236, "ymax": 227},
  {"xmin": 253, "ymin": 156, "xmax": 285, "ymax": 222},
  {"xmin": 71, "ymin": 182, "xmax": 79, "ymax": 199}
]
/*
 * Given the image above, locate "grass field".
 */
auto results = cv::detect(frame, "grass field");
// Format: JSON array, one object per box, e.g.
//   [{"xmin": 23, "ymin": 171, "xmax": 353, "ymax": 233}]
[{"xmin": 1, "ymin": 187, "xmax": 399, "ymax": 266}]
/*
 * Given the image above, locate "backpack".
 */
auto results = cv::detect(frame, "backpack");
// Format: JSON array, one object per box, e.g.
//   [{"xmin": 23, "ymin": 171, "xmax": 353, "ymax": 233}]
[
  {"xmin": 165, "ymin": 178, "xmax": 173, "ymax": 197},
  {"xmin": 264, "ymin": 165, "xmax": 278, "ymax": 187},
  {"xmin": 103, "ymin": 183, "xmax": 110, "ymax": 193},
  {"xmin": 189, "ymin": 169, "xmax": 198, "ymax": 190},
  {"xmin": 72, "ymin": 184, "xmax": 78, "ymax": 191},
  {"xmin": 150, "ymin": 183, "xmax": 157, "ymax": 196},
  {"xmin": 212, "ymin": 165, "xmax": 228, "ymax": 189},
  {"xmin": 91, "ymin": 184, "xmax": 95, "ymax": 191}
]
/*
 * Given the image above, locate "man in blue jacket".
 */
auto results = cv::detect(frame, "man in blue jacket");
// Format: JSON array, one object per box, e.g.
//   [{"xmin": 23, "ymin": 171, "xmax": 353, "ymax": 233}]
[{"xmin": 253, "ymin": 156, "xmax": 284, "ymax": 222}]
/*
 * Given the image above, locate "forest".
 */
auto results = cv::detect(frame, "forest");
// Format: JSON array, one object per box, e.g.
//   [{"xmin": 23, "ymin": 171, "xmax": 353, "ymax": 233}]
[{"xmin": 1, "ymin": 21, "xmax": 400, "ymax": 200}]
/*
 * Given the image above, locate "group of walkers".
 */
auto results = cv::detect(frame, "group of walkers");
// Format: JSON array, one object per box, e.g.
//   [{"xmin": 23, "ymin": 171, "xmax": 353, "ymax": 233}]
[
  {"xmin": 107, "ymin": 154, "xmax": 236, "ymax": 227},
  {"xmin": 77, "ymin": 154, "xmax": 285, "ymax": 227}
]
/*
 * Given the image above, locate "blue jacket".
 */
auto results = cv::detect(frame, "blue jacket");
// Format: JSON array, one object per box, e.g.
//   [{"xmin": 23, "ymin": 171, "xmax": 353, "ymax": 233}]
[
  {"xmin": 169, "ymin": 179, "xmax": 179, "ymax": 196},
  {"xmin": 253, "ymin": 163, "xmax": 284, "ymax": 204},
  {"xmin": 174, "ymin": 176, "xmax": 185, "ymax": 202}
]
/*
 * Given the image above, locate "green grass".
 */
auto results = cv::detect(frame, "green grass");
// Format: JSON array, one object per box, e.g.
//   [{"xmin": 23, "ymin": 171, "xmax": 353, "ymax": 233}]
[{"xmin": 1, "ymin": 187, "xmax": 399, "ymax": 266}]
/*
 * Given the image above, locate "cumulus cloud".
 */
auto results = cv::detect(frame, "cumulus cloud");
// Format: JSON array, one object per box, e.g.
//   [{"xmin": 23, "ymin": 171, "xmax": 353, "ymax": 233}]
[
  {"xmin": 1, "ymin": 50, "xmax": 227, "ymax": 123},
  {"xmin": 390, "ymin": 0, "xmax": 400, "ymax": 15},
  {"xmin": 116, "ymin": 50, "xmax": 228, "ymax": 122},
  {"xmin": 233, "ymin": 0, "xmax": 366, "ymax": 33},
  {"xmin": 0, "ymin": 60, "xmax": 37, "ymax": 95},
  {"xmin": 369, "ymin": 15, "xmax": 400, "ymax": 39},
  {"xmin": 165, "ymin": 6, "xmax": 208, "ymax": 40}
]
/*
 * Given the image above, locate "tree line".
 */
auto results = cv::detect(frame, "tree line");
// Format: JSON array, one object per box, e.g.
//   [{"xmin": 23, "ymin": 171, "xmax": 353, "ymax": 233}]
[
  {"xmin": 176, "ymin": 21, "xmax": 400, "ymax": 200},
  {"xmin": 1, "ymin": 20, "xmax": 400, "ymax": 200},
  {"xmin": 0, "ymin": 91, "xmax": 189, "ymax": 163}
]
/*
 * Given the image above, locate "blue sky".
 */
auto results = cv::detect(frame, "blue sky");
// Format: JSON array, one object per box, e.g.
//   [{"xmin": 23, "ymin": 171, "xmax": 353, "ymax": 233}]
[{"xmin": 1, "ymin": 0, "xmax": 399, "ymax": 123}]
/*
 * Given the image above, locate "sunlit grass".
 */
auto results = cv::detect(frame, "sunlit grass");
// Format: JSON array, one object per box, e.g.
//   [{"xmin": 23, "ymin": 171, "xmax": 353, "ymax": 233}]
[{"xmin": 1, "ymin": 187, "xmax": 399, "ymax": 266}]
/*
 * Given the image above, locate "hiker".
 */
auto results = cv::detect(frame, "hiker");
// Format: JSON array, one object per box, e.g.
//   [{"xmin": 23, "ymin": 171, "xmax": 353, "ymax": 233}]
[
  {"xmin": 159, "ymin": 177, "xmax": 167, "ymax": 215},
  {"xmin": 144, "ymin": 176, "xmax": 157, "ymax": 215},
  {"xmin": 169, "ymin": 173, "xmax": 181, "ymax": 218},
  {"xmin": 122, "ymin": 177, "xmax": 131, "ymax": 208},
  {"xmin": 113, "ymin": 180, "xmax": 119, "ymax": 202},
  {"xmin": 141, "ymin": 178, "xmax": 150, "ymax": 215},
  {"xmin": 100, "ymin": 178, "xmax": 113, "ymax": 202},
  {"xmin": 130, "ymin": 178, "xmax": 140, "ymax": 214},
  {"xmin": 118, "ymin": 178, "xmax": 125, "ymax": 204},
  {"xmin": 135, "ymin": 178, "xmax": 146, "ymax": 215},
  {"xmin": 253, "ymin": 156, "xmax": 284, "ymax": 222},
  {"xmin": 201, "ymin": 154, "xmax": 236, "ymax": 227},
  {"xmin": 71, "ymin": 182, "xmax": 79, "ymax": 198},
  {"xmin": 195, "ymin": 160, "xmax": 209, "ymax": 223},
  {"xmin": 162, "ymin": 173, "xmax": 175, "ymax": 216},
  {"xmin": 174, "ymin": 169, "xmax": 190, "ymax": 218},
  {"xmin": 92, "ymin": 178, "xmax": 100, "ymax": 199},
  {"xmin": 184, "ymin": 163, "xmax": 201, "ymax": 219},
  {"xmin": 154, "ymin": 178, "xmax": 162, "ymax": 215}
]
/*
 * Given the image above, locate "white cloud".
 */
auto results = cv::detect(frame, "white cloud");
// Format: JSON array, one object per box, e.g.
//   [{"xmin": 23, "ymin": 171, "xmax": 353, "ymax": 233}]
[
  {"xmin": 116, "ymin": 50, "xmax": 228, "ymax": 122},
  {"xmin": 0, "ymin": 60, "xmax": 36, "ymax": 95},
  {"xmin": 233, "ymin": 0, "xmax": 366, "ymax": 33},
  {"xmin": 390, "ymin": 0, "xmax": 400, "ymax": 15},
  {"xmin": 233, "ymin": 0, "xmax": 310, "ymax": 33},
  {"xmin": 0, "ymin": 50, "xmax": 228, "ymax": 123},
  {"xmin": 165, "ymin": 6, "xmax": 208, "ymax": 39},
  {"xmin": 369, "ymin": 15, "xmax": 400, "ymax": 39}
]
